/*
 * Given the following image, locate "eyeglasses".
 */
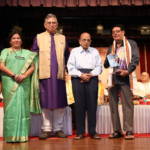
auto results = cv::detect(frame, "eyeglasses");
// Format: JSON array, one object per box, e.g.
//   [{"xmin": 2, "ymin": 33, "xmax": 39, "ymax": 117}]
[
  {"xmin": 46, "ymin": 21, "xmax": 57, "ymax": 25},
  {"xmin": 112, "ymin": 30, "xmax": 122, "ymax": 34}
]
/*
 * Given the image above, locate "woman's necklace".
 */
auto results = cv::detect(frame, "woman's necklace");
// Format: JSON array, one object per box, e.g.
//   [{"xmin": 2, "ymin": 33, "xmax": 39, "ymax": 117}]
[{"xmin": 12, "ymin": 48, "xmax": 25, "ymax": 60}]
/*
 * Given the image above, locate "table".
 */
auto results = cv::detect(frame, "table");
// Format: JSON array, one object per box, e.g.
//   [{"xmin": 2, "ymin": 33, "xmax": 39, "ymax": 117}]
[{"xmin": 96, "ymin": 105, "xmax": 150, "ymax": 134}]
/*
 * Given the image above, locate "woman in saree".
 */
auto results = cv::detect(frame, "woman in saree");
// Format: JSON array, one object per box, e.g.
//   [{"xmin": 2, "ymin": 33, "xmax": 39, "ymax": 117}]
[{"xmin": 0, "ymin": 26, "xmax": 41, "ymax": 143}]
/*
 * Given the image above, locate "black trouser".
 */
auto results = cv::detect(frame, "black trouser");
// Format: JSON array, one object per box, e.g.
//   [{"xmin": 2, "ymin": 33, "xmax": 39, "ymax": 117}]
[{"xmin": 72, "ymin": 77, "xmax": 98, "ymax": 135}]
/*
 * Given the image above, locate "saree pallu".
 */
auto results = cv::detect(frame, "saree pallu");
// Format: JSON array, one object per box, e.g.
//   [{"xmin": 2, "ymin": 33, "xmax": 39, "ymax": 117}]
[{"xmin": 0, "ymin": 48, "xmax": 41, "ymax": 142}]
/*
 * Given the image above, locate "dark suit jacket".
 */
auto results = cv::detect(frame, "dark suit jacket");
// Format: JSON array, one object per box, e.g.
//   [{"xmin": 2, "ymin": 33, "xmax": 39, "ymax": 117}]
[{"xmin": 104, "ymin": 39, "xmax": 140, "ymax": 85}]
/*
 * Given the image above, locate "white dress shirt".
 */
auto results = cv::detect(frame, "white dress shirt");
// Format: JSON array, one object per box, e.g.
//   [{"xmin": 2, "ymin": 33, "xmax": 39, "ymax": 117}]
[
  {"xmin": 67, "ymin": 46, "xmax": 102, "ymax": 77},
  {"xmin": 133, "ymin": 81, "xmax": 150, "ymax": 97}
]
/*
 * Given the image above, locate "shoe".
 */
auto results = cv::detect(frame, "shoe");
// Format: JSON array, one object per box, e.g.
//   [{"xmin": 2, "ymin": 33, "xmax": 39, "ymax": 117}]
[
  {"xmin": 74, "ymin": 134, "xmax": 84, "ymax": 140},
  {"xmin": 109, "ymin": 131, "xmax": 123, "ymax": 139},
  {"xmin": 55, "ymin": 130, "xmax": 67, "ymax": 138},
  {"xmin": 39, "ymin": 131, "xmax": 54, "ymax": 140},
  {"xmin": 91, "ymin": 134, "xmax": 101, "ymax": 140},
  {"xmin": 124, "ymin": 131, "xmax": 134, "ymax": 140}
]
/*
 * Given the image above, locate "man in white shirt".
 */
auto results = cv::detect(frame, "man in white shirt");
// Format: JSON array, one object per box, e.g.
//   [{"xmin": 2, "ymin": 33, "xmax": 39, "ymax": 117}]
[{"xmin": 67, "ymin": 32, "xmax": 102, "ymax": 140}]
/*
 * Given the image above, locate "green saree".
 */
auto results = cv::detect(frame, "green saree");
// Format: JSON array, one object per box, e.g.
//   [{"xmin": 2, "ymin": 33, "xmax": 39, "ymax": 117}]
[{"xmin": 0, "ymin": 48, "xmax": 41, "ymax": 142}]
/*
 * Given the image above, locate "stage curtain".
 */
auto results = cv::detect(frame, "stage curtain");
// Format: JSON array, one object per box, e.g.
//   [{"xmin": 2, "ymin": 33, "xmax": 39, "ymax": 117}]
[
  {"xmin": 139, "ymin": 44, "xmax": 145, "ymax": 73},
  {"xmin": 0, "ymin": 0, "xmax": 150, "ymax": 7},
  {"xmin": 146, "ymin": 44, "xmax": 150, "ymax": 75},
  {"xmin": 139, "ymin": 44, "xmax": 150, "ymax": 75}
]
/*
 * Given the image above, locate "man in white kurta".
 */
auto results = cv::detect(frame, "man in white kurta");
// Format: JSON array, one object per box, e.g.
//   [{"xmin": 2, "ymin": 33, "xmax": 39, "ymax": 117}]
[{"xmin": 133, "ymin": 72, "xmax": 150, "ymax": 99}]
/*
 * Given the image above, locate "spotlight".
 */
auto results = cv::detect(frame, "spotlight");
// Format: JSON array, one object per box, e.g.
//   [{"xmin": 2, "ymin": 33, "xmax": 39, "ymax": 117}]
[
  {"xmin": 57, "ymin": 25, "xmax": 63, "ymax": 34},
  {"xmin": 140, "ymin": 25, "xmax": 150, "ymax": 35},
  {"xmin": 96, "ymin": 24, "xmax": 104, "ymax": 34}
]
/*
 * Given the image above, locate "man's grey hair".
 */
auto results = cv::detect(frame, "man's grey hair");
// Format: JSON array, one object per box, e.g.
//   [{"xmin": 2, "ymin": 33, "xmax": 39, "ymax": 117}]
[{"xmin": 44, "ymin": 13, "xmax": 57, "ymax": 22}]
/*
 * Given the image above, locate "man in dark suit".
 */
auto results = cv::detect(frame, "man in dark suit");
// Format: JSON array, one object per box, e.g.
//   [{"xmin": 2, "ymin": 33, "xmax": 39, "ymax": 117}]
[{"xmin": 104, "ymin": 24, "xmax": 139, "ymax": 140}]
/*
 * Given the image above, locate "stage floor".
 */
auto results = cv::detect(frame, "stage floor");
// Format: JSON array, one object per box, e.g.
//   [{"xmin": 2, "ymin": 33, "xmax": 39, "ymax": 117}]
[{"xmin": 1, "ymin": 136, "xmax": 150, "ymax": 150}]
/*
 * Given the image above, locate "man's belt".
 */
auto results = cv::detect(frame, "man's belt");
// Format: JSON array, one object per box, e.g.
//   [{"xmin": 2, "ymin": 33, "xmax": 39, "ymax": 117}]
[{"xmin": 78, "ymin": 68, "xmax": 92, "ymax": 73}]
